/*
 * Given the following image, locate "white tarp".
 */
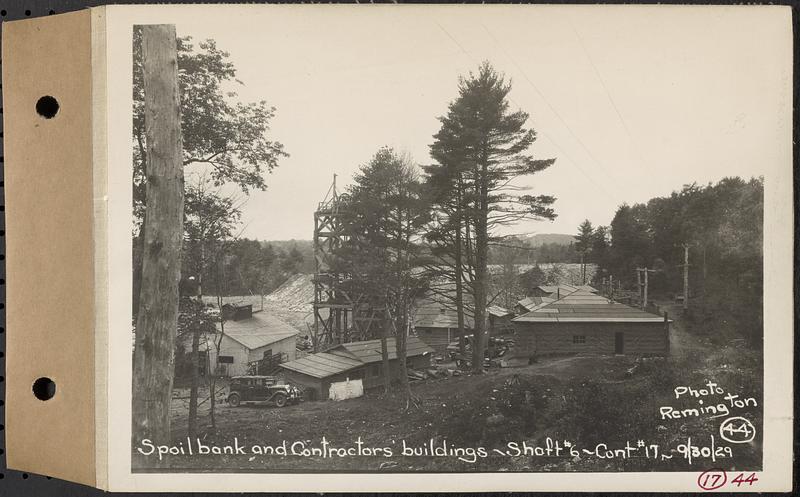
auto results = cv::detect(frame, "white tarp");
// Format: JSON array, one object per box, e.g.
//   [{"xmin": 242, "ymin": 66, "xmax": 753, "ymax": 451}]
[{"xmin": 328, "ymin": 378, "xmax": 364, "ymax": 401}]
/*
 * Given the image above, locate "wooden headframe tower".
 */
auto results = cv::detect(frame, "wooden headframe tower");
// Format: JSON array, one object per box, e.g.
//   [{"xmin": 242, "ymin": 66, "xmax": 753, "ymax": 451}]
[{"xmin": 312, "ymin": 175, "xmax": 383, "ymax": 350}]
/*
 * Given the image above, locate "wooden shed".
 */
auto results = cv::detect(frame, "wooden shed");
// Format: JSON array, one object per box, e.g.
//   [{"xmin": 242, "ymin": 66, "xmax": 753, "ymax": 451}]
[
  {"xmin": 279, "ymin": 336, "xmax": 434, "ymax": 400},
  {"xmin": 514, "ymin": 296, "xmax": 554, "ymax": 315},
  {"xmin": 412, "ymin": 295, "xmax": 473, "ymax": 355},
  {"xmin": 512, "ymin": 289, "xmax": 670, "ymax": 358},
  {"xmin": 487, "ymin": 305, "xmax": 515, "ymax": 336},
  {"xmin": 197, "ymin": 305, "xmax": 299, "ymax": 377}
]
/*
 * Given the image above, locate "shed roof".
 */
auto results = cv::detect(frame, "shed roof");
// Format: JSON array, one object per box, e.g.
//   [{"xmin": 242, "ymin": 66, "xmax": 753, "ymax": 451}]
[
  {"xmin": 331, "ymin": 336, "xmax": 434, "ymax": 364},
  {"xmin": 218, "ymin": 313, "xmax": 300, "ymax": 350},
  {"xmin": 278, "ymin": 352, "xmax": 363, "ymax": 378},
  {"xmin": 516, "ymin": 296, "xmax": 554, "ymax": 312},
  {"xmin": 279, "ymin": 336, "xmax": 434, "ymax": 379},
  {"xmin": 413, "ymin": 295, "xmax": 475, "ymax": 329},
  {"xmin": 487, "ymin": 305, "xmax": 513, "ymax": 318},
  {"xmin": 538, "ymin": 284, "xmax": 579, "ymax": 295},
  {"xmin": 513, "ymin": 291, "xmax": 670, "ymax": 324}
]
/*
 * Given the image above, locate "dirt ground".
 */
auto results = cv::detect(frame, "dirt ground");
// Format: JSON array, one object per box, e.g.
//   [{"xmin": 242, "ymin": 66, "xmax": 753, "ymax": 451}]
[{"xmin": 135, "ymin": 299, "xmax": 762, "ymax": 473}]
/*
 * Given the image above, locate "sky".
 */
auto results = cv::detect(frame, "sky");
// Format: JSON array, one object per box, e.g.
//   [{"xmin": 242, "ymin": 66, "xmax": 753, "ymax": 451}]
[{"xmin": 146, "ymin": 5, "xmax": 789, "ymax": 241}]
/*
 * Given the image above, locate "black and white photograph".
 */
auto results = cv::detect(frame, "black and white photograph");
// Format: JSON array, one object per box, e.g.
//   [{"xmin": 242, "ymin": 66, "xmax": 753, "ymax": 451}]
[{"xmin": 121, "ymin": 5, "xmax": 790, "ymax": 486}]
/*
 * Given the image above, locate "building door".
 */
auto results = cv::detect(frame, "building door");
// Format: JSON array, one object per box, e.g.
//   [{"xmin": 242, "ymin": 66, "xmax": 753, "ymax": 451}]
[{"xmin": 615, "ymin": 332, "xmax": 624, "ymax": 354}]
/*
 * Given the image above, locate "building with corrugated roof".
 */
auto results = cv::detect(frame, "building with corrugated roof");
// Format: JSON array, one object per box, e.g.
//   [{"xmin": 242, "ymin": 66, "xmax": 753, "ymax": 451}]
[
  {"xmin": 195, "ymin": 304, "xmax": 299, "ymax": 377},
  {"xmin": 512, "ymin": 289, "xmax": 670, "ymax": 357},
  {"xmin": 412, "ymin": 295, "xmax": 474, "ymax": 355},
  {"xmin": 279, "ymin": 336, "xmax": 434, "ymax": 400},
  {"xmin": 515, "ymin": 296, "xmax": 555, "ymax": 314}
]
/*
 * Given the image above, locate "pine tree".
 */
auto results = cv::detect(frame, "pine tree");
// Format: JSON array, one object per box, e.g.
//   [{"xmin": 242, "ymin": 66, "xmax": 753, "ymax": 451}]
[
  {"xmin": 575, "ymin": 220, "xmax": 595, "ymax": 284},
  {"xmin": 334, "ymin": 148, "xmax": 430, "ymax": 402},
  {"xmin": 428, "ymin": 62, "xmax": 556, "ymax": 372}
]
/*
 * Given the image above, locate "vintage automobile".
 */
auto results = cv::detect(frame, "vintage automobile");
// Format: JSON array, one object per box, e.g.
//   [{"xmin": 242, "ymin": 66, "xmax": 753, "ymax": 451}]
[{"xmin": 226, "ymin": 375, "xmax": 302, "ymax": 408}]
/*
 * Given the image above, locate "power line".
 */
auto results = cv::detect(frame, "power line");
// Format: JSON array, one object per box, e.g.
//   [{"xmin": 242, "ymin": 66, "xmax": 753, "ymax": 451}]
[{"xmin": 480, "ymin": 23, "xmax": 618, "ymax": 202}]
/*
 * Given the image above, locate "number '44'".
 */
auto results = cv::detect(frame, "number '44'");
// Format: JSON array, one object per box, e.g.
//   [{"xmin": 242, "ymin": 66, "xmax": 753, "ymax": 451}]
[
  {"xmin": 731, "ymin": 473, "xmax": 759, "ymax": 486},
  {"xmin": 724, "ymin": 423, "xmax": 753, "ymax": 437}
]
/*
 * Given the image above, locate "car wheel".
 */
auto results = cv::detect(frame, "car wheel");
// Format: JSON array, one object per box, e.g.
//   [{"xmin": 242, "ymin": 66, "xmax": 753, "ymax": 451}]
[
  {"xmin": 228, "ymin": 393, "xmax": 241, "ymax": 407},
  {"xmin": 274, "ymin": 392, "xmax": 288, "ymax": 408}
]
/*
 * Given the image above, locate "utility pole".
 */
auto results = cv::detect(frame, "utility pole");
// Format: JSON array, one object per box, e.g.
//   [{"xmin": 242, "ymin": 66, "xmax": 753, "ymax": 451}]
[
  {"xmin": 678, "ymin": 243, "xmax": 690, "ymax": 310},
  {"xmin": 608, "ymin": 275, "xmax": 614, "ymax": 301},
  {"xmin": 636, "ymin": 268, "xmax": 643, "ymax": 304},
  {"xmin": 636, "ymin": 267, "xmax": 657, "ymax": 309}
]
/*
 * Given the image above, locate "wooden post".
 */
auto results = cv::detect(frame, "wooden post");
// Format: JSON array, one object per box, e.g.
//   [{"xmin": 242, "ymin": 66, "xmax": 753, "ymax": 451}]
[
  {"xmin": 643, "ymin": 267, "xmax": 649, "ymax": 309},
  {"xmin": 681, "ymin": 243, "xmax": 690, "ymax": 310},
  {"xmin": 636, "ymin": 267, "xmax": 655, "ymax": 309},
  {"xmin": 636, "ymin": 268, "xmax": 643, "ymax": 307},
  {"xmin": 132, "ymin": 25, "xmax": 184, "ymax": 447}
]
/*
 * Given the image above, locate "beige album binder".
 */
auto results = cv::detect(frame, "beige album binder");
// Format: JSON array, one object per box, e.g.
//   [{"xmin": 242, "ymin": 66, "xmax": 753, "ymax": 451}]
[
  {"xmin": 3, "ymin": 9, "xmax": 102, "ymax": 488},
  {"xmin": 1, "ymin": 4, "xmax": 793, "ymax": 492}
]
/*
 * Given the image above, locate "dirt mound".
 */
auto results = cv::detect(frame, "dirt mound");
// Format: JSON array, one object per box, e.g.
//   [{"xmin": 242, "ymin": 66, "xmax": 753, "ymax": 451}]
[{"xmin": 265, "ymin": 273, "xmax": 315, "ymax": 313}]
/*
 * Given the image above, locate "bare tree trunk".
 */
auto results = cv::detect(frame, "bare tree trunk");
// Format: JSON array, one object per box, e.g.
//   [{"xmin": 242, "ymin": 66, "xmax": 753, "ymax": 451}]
[
  {"xmin": 472, "ymin": 160, "xmax": 489, "ymax": 373},
  {"xmin": 394, "ymin": 301, "xmax": 412, "ymax": 404},
  {"xmin": 380, "ymin": 312, "xmax": 391, "ymax": 394},
  {"xmin": 211, "ymin": 292, "xmax": 227, "ymax": 429},
  {"xmin": 132, "ymin": 24, "xmax": 184, "ymax": 448},
  {"xmin": 455, "ymin": 179, "xmax": 466, "ymax": 355},
  {"xmin": 187, "ymin": 246, "xmax": 205, "ymax": 437},
  {"xmin": 187, "ymin": 329, "xmax": 200, "ymax": 438}
]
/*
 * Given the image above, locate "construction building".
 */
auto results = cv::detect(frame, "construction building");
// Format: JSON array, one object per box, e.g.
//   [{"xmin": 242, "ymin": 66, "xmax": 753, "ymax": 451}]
[
  {"xmin": 512, "ymin": 289, "xmax": 670, "ymax": 357},
  {"xmin": 279, "ymin": 336, "xmax": 434, "ymax": 400},
  {"xmin": 198, "ymin": 304, "xmax": 299, "ymax": 377}
]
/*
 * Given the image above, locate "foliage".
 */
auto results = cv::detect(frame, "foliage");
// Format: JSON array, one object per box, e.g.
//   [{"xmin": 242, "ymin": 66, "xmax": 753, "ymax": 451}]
[
  {"xmin": 194, "ymin": 238, "xmax": 304, "ymax": 297},
  {"xmin": 574, "ymin": 220, "xmax": 594, "ymax": 255},
  {"xmin": 433, "ymin": 376, "xmax": 550, "ymax": 447},
  {"xmin": 562, "ymin": 378, "xmax": 661, "ymax": 447},
  {"xmin": 132, "ymin": 30, "xmax": 289, "ymax": 313},
  {"xmin": 174, "ymin": 297, "xmax": 218, "ymax": 379},
  {"xmin": 132, "ymin": 28, "xmax": 288, "ymax": 226},
  {"xmin": 598, "ymin": 177, "xmax": 763, "ymax": 344},
  {"xmin": 332, "ymin": 147, "xmax": 431, "ymax": 396},
  {"xmin": 425, "ymin": 61, "xmax": 557, "ymax": 369},
  {"xmin": 334, "ymin": 147, "xmax": 430, "ymax": 316},
  {"xmin": 519, "ymin": 264, "xmax": 547, "ymax": 294}
]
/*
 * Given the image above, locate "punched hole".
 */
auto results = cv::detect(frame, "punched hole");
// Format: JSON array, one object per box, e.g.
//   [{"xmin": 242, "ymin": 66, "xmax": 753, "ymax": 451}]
[
  {"xmin": 36, "ymin": 95, "xmax": 59, "ymax": 119},
  {"xmin": 32, "ymin": 377, "xmax": 56, "ymax": 401}
]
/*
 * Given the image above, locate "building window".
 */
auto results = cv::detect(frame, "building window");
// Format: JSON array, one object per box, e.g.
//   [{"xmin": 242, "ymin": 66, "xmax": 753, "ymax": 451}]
[
  {"xmin": 440, "ymin": 308, "xmax": 446, "ymax": 314},
  {"xmin": 370, "ymin": 363, "xmax": 382, "ymax": 377},
  {"xmin": 572, "ymin": 335, "xmax": 586, "ymax": 344},
  {"xmin": 263, "ymin": 349, "xmax": 272, "ymax": 359},
  {"xmin": 218, "ymin": 355, "xmax": 234, "ymax": 364}
]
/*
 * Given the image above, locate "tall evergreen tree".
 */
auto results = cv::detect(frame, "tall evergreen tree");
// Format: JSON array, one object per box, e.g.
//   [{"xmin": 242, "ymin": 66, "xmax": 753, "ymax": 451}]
[
  {"xmin": 428, "ymin": 62, "xmax": 556, "ymax": 372},
  {"xmin": 334, "ymin": 148, "xmax": 430, "ymax": 401},
  {"xmin": 575, "ymin": 220, "xmax": 595, "ymax": 284}
]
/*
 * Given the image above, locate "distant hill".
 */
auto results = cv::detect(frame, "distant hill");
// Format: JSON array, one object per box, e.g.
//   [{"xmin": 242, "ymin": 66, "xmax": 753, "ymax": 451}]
[
  {"xmin": 525, "ymin": 233, "xmax": 575, "ymax": 246},
  {"xmin": 264, "ymin": 239, "xmax": 313, "ymax": 252}
]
